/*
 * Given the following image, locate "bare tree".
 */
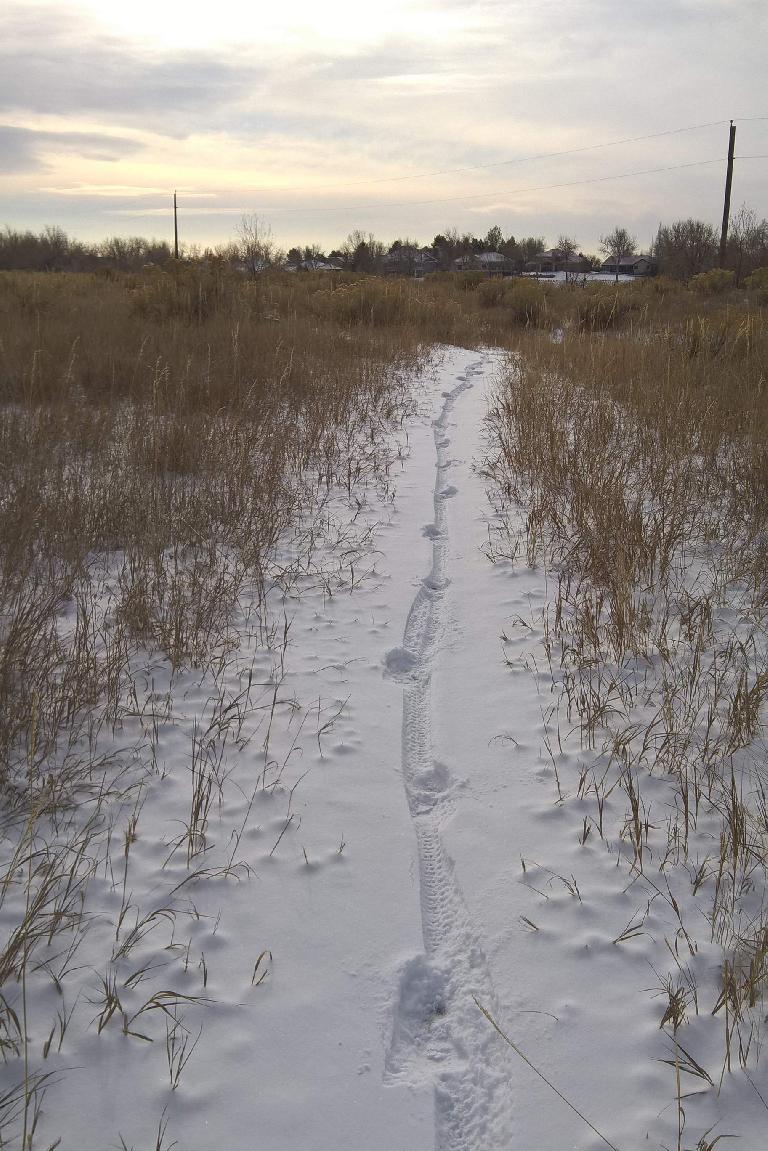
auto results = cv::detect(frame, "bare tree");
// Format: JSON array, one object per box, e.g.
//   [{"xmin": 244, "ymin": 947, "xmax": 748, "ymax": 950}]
[
  {"xmin": 557, "ymin": 234, "xmax": 579, "ymax": 281},
  {"xmin": 727, "ymin": 204, "xmax": 768, "ymax": 285},
  {"xmin": 40, "ymin": 225, "xmax": 70, "ymax": 270},
  {"xmin": 237, "ymin": 214, "xmax": 281, "ymax": 276},
  {"xmin": 517, "ymin": 236, "xmax": 545, "ymax": 270},
  {"xmin": 342, "ymin": 230, "xmax": 385, "ymax": 273},
  {"xmin": 207, "ymin": 240, "xmax": 243, "ymax": 267},
  {"xmin": 600, "ymin": 227, "xmax": 637, "ymax": 282},
  {"xmin": 653, "ymin": 219, "xmax": 717, "ymax": 281}
]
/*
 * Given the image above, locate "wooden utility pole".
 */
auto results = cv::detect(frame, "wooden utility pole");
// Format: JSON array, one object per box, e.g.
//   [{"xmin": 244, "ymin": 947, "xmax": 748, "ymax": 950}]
[
  {"xmin": 173, "ymin": 191, "xmax": 179, "ymax": 259},
  {"xmin": 719, "ymin": 121, "xmax": 736, "ymax": 267}
]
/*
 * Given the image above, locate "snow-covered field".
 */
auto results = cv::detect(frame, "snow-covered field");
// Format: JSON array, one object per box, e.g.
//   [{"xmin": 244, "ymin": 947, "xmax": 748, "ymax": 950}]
[{"xmin": 5, "ymin": 347, "xmax": 766, "ymax": 1149}]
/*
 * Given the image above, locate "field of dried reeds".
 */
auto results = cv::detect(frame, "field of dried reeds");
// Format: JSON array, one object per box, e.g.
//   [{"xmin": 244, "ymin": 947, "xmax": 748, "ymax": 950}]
[
  {"xmin": 484, "ymin": 279, "xmax": 768, "ymax": 1146},
  {"xmin": 0, "ymin": 264, "xmax": 494, "ymax": 1144},
  {"xmin": 2, "ymin": 261, "xmax": 767, "ymax": 1145}
]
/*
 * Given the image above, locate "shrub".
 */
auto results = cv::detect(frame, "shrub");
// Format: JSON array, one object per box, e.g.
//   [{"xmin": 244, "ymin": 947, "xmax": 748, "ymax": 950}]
[
  {"xmin": 315, "ymin": 278, "xmax": 421, "ymax": 327},
  {"xmin": 745, "ymin": 266, "xmax": 768, "ymax": 304},
  {"xmin": 477, "ymin": 278, "xmax": 508, "ymax": 309},
  {"xmin": 505, "ymin": 281, "xmax": 547, "ymax": 327},
  {"xmin": 690, "ymin": 268, "xmax": 736, "ymax": 296},
  {"xmin": 574, "ymin": 286, "xmax": 637, "ymax": 332},
  {"xmin": 639, "ymin": 274, "xmax": 681, "ymax": 298},
  {"xmin": 129, "ymin": 262, "xmax": 234, "ymax": 323},
  {"xmin": 456, "ymin": 271, "xmax": 485, "ymax": 292}
]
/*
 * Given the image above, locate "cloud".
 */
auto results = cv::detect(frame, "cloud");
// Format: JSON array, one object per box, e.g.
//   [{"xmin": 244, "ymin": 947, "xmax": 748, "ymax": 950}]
[
  {"xmin": 40, "ymin": 184, "xmax": 216, "ymax": 198},
  {"xmin": 0, "ymin": 0, "xmax": 765, "ymax": 251},
  {"xmin": 0, "ymin": 4, "xmax": 266, "ymax": 135},
  {"xmin": 0, "ymin": 124, "xmax": 142, "ymax": 173}
]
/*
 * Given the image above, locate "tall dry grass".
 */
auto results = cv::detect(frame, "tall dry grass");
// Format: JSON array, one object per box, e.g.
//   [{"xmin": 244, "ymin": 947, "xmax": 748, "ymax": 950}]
[
  {"xmin": 2, "ymin": 264, "xmax": 763, "ymax": 1142},
  {"xmin": 0, "ymin": 263, "xmax": 488, "ymax": 1145},
  {"xmin": 484, "ymin": 282, "xmax": 768, "ymax": 1137},
  {"xmin": 0, "ymin": 267, "xmax": 448, "ymax": 774}
]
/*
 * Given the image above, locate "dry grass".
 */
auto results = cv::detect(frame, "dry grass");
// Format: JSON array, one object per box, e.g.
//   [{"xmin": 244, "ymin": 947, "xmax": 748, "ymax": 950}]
[
  {"xmin": 2, "ymin": 264, "xmax": 764, "ymax": 1143},
  {"xmin": 0, "ymin": 263, "xmax": 489, "ymax": 1146},
  {"xmin": 484, "ymin": 282, "xmax": 768, "ymax": 1136},
  {"xmin": 0, "ymin": 267, "xmax": 445, "ymax": 785}
]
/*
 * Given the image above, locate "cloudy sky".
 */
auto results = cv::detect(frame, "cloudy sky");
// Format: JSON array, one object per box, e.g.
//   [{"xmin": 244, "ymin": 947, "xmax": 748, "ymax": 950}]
[{"xmin": 1, "ymin": 0, "xmax": 766, "ymax": 253}]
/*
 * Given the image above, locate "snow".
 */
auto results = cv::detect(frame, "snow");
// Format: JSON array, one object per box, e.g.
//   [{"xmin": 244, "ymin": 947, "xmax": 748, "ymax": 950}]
[{"xmin": 7, "ymin": 347, "xmax": 767, "ymax": 1150}]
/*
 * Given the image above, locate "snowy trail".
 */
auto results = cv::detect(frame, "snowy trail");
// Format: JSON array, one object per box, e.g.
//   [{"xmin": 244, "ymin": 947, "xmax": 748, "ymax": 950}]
[
  {"xmin": 24, "ymin": 345, "xmax": 768, "ymax": 1151},
  {"xmin": 385, "ymin": 357, "xmax": 513, "ymax": 1150}
]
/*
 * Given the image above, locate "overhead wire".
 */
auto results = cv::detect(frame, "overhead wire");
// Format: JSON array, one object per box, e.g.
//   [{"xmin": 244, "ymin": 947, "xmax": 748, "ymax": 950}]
[
  {"xmin": 162, "ymin": 116, "xmax": 767, "ymax": 220},
  {"xmin": 252, "ymin": 155, "xmax": 768, "ymax": 215},
  {"xmin": 248, "ymin": 119, "xmax": 733, "ymax": 194}
]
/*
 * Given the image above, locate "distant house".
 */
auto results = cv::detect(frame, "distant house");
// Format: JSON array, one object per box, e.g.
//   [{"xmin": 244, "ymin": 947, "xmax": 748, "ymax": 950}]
[
  {"xmin": 453, "ymin": 251, "xmax": 513, "ymax": 276},
  {"xmin": 301, "ymin": 257, "xmax": 336, "ymax": 272},
  {"xmin": 524, "ymin": 248, "xmax": 591, "ymax": 275},
  {"xmin": 383, "ymin": 245, "xmax": 439, "ymax": 277},
  {"xmin": 599, "ymin": 254, "xmax": 655, "ymax": 277},
  {"xmin": 284, "ymin": 256, "xmax": 344, "ymax": 273}
]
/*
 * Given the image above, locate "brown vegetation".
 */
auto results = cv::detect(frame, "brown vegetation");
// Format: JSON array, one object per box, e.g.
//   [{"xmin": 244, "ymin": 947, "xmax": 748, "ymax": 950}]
[
  {"xmin": 0, "ymin": 265, "xmax": 467, "ymax": 1143},
  {"xmin": 1, "ymin": 263, "xmax": 767, "ymax": 1142},
  {"xmin": 484, "ymin": 281, "xmax": 768, "ymax": 1138}
]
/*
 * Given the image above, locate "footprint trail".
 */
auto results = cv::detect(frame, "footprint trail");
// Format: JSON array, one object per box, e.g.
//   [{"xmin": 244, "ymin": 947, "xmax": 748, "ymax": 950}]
[{"xmin": 385, "ymin": 357, "xmax": 513, "ymax": 1150}]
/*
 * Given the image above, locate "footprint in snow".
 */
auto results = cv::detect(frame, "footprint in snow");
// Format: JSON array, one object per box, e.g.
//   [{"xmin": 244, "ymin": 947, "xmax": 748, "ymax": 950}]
[
  {"xmin": 384, "ymin": 647, "xmax": 419, "ymax": 679},
  {"xmin": 409, "ymin": 761, "xmax": 455, "ymax": 813}
]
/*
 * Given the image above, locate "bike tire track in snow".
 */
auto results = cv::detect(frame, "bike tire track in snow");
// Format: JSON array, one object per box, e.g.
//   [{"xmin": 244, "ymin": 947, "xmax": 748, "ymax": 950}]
[{"xmin": 385, "ymin": 354, "xmax": 513, "ymax": 1151}]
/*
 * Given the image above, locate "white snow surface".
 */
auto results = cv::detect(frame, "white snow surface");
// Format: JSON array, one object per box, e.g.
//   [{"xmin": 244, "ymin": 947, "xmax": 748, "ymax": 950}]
[{"xmin": 20, "ymin": 347, "xmax": 768, "ymax": 1150}]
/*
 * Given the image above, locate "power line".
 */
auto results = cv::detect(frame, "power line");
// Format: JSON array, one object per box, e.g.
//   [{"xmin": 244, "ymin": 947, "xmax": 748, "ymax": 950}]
[
  {"xmin": 244, "ymin": 116, "xmax": 766, "ymax": 199},
  {"xmin": 249, "ymin": 119, "xmax": 732, "ymax": 195},
  {"xmin": 254, "ymin": 156, "xmax": 748, "ymax": 215}
]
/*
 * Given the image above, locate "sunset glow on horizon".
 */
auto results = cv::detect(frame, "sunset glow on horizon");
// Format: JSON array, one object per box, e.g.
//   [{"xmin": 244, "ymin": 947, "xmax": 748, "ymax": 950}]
[{"xmin": 2, "ymin": 0, "xmax": 766, "ymax": 253}]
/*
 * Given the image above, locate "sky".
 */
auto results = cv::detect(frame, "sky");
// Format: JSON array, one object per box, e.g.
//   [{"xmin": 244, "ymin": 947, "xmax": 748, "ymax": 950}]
[{"xmin": 1, "ymin": 0, "xmax": 766, "ymax": 254}]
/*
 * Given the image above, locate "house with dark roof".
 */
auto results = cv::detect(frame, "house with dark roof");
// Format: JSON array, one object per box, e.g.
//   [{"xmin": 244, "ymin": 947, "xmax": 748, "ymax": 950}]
[
  {"xmin": 599, "ymin": 254, "xmax": 656, "ymax": 276},
  {"xmin": 524, "ymin": 248, "xmax": 592, "ymax": 275},
  {"xmin": 453, "ymin": 251, "xmax": 513, "ymax": 275},
  {"xmin": 284, "ymin": 256, "xmax": 346, "ymax": 273},
  {"xmin": 383, "ymin": 245, "xmax": 439, "ymax": 277}
]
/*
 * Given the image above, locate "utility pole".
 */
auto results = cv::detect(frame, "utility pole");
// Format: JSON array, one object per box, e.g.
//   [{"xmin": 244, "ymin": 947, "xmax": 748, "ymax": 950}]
[
  {"xmin": 719, "ymin": 120, "xmax": 736, "ymax": 267},
  {"xmin": 173, "ymin": 190, "xmax": 179, "ymax": 260}
]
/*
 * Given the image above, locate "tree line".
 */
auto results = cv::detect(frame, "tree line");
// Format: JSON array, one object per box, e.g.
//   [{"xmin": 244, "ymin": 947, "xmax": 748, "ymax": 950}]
[
  {"xmin": 1, "ymin": 205, "xmax": 766, "ymax": 283},
  {"xmin": 316, "ymin": 226, "xmax": 551, "ymax": 272},
  {"xmin": 0, "ymin": 226, "xmax": 174, "ymax": 273}
]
